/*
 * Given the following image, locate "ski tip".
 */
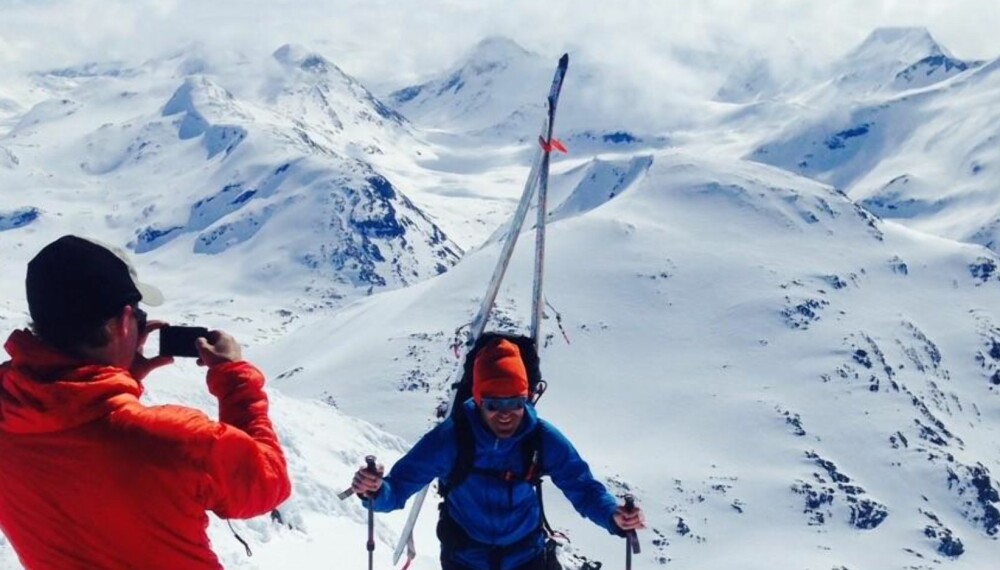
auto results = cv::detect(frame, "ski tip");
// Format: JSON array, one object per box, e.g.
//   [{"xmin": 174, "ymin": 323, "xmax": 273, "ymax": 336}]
[{"xmin": 559, "ymin": 53, "xmax": 569, "ymax": 66}]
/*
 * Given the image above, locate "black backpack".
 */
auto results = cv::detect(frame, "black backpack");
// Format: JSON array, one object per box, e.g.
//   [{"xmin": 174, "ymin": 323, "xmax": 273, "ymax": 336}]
[{"xmin": 449, "ymin": 332, "xmax": 546, "ymax": 416}]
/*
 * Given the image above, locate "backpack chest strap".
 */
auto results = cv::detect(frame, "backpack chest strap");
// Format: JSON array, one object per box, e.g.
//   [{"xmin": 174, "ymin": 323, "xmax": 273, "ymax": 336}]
[{"xmin": 467, "ymin": 466, "xmax": 543, "ymax": 484}]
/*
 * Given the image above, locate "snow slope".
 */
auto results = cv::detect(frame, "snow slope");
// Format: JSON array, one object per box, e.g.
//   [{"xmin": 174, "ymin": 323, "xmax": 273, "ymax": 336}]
[{"xmin": 258, "ymin": 151, "xmax": 1000, "ymax": 569}]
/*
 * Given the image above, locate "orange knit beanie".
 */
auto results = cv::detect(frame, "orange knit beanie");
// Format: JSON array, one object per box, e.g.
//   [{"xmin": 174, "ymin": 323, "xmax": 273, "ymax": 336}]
[{"xmin": 472, "ymin": 339, "xmax": 529, "ymax": 404}]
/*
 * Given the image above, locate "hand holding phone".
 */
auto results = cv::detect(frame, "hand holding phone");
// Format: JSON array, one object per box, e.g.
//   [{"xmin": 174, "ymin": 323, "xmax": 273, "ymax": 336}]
[
  {"xmin": 194, "ymin": 331, "xmax": 243, "ymax": 368},
  {"xmin": 159, "ymin": 326, "xmax": 210, "ymax": 358}
]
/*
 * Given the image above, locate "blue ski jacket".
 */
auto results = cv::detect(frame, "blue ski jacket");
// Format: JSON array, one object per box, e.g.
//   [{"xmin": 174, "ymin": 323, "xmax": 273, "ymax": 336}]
[{"xmin": 368, "ymin": 399, "xmax": 621, "ymax": 570}]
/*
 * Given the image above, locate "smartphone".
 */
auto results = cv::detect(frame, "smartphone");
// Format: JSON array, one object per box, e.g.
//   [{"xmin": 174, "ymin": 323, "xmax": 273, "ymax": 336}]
[{"xmin": 159, "ymin": 326, "xmax": 210, "ymax": 358}]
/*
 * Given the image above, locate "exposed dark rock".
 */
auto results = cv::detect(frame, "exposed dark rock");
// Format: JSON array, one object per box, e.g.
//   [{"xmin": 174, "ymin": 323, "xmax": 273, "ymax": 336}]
[
  {"xmin": 848, "ymin": 497, "xmax": 889, "ymax": 529},
  {"xmin": 946, "ymin": 462, "xmax": 1000, "ymax": 536},
  {"xmin": 888, "ymin": 255, "xmax": 908, "ymax": 275},
  {"xmin": 795, "ymin": 452, "xmax": 888, "ymax": 530},
  {"xmin": 0, "ymin": 207, "xmax": 40, "ymax": 231},
  {"xmin": 782, "ymin": 297, "xmax": 829, "ymax": 329},
  {"xmin": 792, "ymin": 481, "xmax": 834, "ymax": 525},
  {"xmin": 969, "ymin": 257, "xmax": 997, "ymax": 284},
  {"xmin": 676, "ymin": 518, "xmax": 690, "ymax": 536},
  {"xmin": 922, "ymin": 510, "xmax": 964, "ymax": 558}
]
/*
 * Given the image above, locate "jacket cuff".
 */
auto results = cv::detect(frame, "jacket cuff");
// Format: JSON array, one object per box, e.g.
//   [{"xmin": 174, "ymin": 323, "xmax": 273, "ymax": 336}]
[
  {"xmin": 206, "ymin": 361, "xmax": 264, "ymax": 398},
  {"xmin": 361, "ymin": 484, "xmax": 387, "ymax": 510},
  {"xmin": 609, "ymin": 513, "xmax": 628, "ymax": 537}
]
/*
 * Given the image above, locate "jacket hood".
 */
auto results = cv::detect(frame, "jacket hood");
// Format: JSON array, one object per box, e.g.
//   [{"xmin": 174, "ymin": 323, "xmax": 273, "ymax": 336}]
[
  {"xmin": 461, "ymin": 397, "xmax": 539, "ymax": 451},
  {"xmin": 0, "ymin": 329, "xmax": 141, "ymax": 434}
]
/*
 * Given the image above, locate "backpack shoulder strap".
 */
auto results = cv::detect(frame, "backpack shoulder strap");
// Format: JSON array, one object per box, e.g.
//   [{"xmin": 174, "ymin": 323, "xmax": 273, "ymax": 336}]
[
  {"xmin": 524, "ymin": 422, "xmax": 557, "ymax": 537},
  {"xmin": 521, "ymin": 421, "xmax": 545, "ymax": 482},
  {"xmin": 441, "ymin": 407, "xmax": 476, "ymax": 498}
]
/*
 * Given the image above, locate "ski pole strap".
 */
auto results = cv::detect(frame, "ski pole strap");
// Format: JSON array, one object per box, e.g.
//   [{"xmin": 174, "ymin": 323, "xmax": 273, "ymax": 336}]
[
  {"xmin": 627, "ymin": 530, "xmax": 641, "ymax": 554},
  {"xmin": 226, "ymin": 520, "xmax": 253, "ymax": 557}
]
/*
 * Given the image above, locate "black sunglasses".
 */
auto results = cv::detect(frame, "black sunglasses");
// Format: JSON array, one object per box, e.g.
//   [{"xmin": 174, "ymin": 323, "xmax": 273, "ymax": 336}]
[{"xmin": 481, "ymin": 397, "xmax": 527, "ymax": 413}]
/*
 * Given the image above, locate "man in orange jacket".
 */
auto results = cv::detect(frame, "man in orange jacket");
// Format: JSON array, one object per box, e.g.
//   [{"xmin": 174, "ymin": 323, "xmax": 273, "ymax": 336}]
[{"xmin": 0, "ymin": 235, "xmax": 292, "ymax": 570}]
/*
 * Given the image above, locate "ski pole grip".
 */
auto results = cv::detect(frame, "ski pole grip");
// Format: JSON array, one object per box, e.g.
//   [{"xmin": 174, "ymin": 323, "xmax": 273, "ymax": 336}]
[
  {"xmin": 365, "ymin": 455, "xmax": 377, "ymax": 474},
  {"xmin": 625, "ymin": 494, "xmax": 636, "ymax": 512}
]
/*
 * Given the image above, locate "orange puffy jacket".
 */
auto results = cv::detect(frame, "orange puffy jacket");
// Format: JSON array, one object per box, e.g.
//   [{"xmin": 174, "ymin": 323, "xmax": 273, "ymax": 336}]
[{"xmin": 0, "ymin": 329, "xmax": 292, "ymax": 570}]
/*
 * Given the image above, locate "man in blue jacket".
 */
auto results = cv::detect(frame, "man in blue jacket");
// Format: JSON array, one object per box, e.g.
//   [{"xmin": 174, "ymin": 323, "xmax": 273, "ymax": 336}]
[{"xmin": 352, "ymin": 338, "xmax": 645, "ymax": 570}]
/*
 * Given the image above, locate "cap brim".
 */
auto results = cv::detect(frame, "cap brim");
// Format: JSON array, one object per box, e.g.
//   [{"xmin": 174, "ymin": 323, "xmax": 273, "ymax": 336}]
[{"xmin": 136, "ymin": 281, "xmax": 164, "ymax": 306}]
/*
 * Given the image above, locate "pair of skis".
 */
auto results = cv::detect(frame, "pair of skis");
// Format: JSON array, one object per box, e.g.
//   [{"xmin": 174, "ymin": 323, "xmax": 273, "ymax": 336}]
[{"xmin": 391, "ymin": 53, "xmax": 570, "ymax": 569}]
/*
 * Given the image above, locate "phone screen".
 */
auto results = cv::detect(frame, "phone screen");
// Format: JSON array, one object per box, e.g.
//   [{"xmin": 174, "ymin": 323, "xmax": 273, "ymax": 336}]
[{"xmin": 159, "ymin": 326, "xmax": 210, "ymax": 358}]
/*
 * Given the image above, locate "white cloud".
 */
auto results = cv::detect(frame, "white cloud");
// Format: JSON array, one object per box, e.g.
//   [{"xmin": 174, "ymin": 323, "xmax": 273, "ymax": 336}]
[{"xmin": 1, "ymin": 0, "xmax": 999, "ymax": 128}]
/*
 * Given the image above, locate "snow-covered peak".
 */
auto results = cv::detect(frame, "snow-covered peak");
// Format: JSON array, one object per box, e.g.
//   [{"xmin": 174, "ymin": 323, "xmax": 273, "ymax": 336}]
[
  {"xmin": 273, "ymin": 44, "xmax": 338, "ymax": 75},
  {"xmin": 823, "ymin": 26, "xmax": 976, "ymax": 96},
  {"xmin": 845, "ymin": 27, "xmax": 948, "ymax": 64},
  {"xmin": 266, "ymin": 43, "xmax": 410, "ymax": 145},
  {"xmin": 163, "ymin": 75, "xmax": 237, "ymax": 116},
  {"xmin": 463, "ymin": 36, "xmax": 533, "ymax": 69},
  {"xmin": 386, "ymin": 36, "xmax": 546, "ymax": 133}
]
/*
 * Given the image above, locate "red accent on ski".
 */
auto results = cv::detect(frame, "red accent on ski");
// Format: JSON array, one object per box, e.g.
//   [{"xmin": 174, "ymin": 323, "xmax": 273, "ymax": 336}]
[{"xmin": 538, "ymin": 137, "xmax": 568, "ymax": 154}]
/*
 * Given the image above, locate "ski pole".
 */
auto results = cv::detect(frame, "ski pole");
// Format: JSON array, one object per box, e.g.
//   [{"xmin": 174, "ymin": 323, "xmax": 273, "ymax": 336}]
[
  {"xmin": 365, "ymin": 455, "xmax": 377, "ymax": 570},
  {"xmin": 624, "ymin": 494, "xmax": 641, "ymax": 570}
]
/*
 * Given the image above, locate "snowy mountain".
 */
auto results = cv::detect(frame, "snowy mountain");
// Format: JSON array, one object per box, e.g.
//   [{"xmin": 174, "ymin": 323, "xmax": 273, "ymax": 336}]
[
  {"xmin": 832, "ymin": 27, "xmax": 975, "ymax": 95},
  {"xmin": 748, "ymin": 28, "xmax": 1000, "ymax": 252},
  {"xmin": 388, "ymin": 36, "xmax": 547, "ymax": 133},
  {"xmin": 0, "ymin": 46, "xmax": 461, "ymax": 307},
  {"xmin": 715, "ymin": 28, "xmax": 976, "ymax": 107},
  {"xmin": 2, "ymin": 25, "xmax": 1000, "ymax": 570},
  {"xmin": 386, "ymin": 37, "xmax": 670, "ymax": 155}
]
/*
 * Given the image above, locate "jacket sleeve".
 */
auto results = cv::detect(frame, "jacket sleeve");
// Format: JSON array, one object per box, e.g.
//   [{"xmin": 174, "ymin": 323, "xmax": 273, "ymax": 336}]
[
  {"xmin": 541, "ymin": 421, "xmax": 622, "ymax": 535},
  {"xmin": 367, "ymin": 420, "xmax": 455, "ymax": 513},
  {"xmin": 202, "ymin": 361, "xmax": 292, "ymax": 519}
]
